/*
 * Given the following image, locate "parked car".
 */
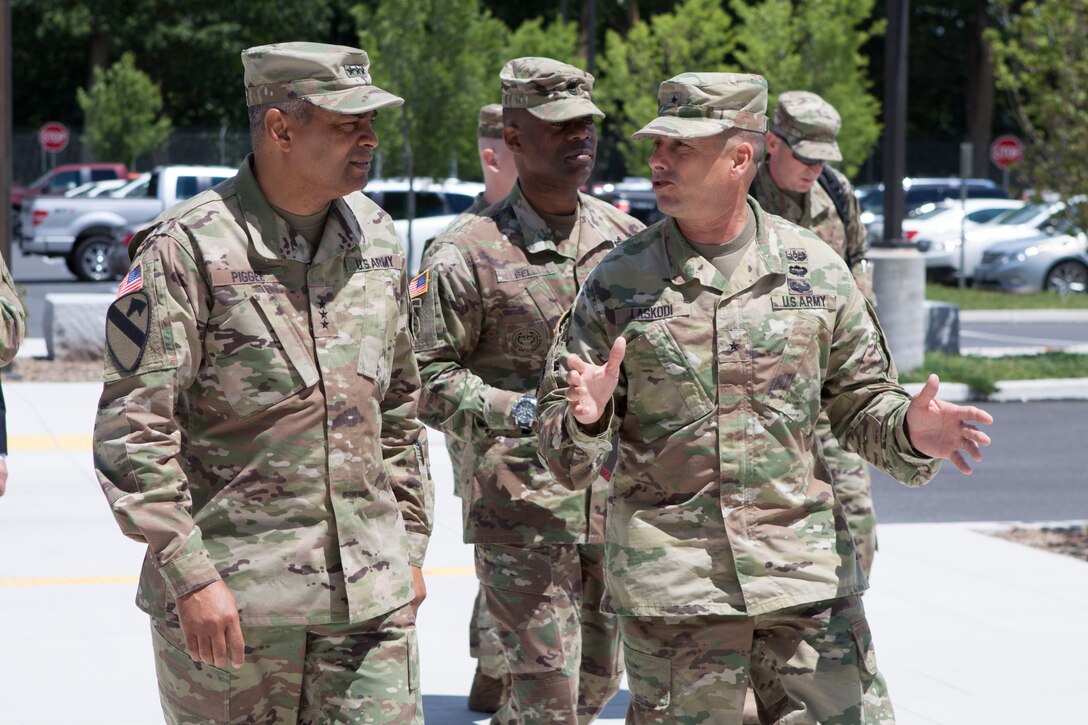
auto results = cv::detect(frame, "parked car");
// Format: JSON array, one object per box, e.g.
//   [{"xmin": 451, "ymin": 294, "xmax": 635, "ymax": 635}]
[
  {"xmin": 924, "ymin": 197, "xmax": 1082, "ymax": 282},
  {"xmin": 11, "ymin": 163, "xmax": 128, "ymax": 210},
  {"xmin": 590, "ymin": 177, "xmax": 662, "ymax": 225},
  {"xmin": 903, "ymin": 198, "xmax": 1024, "ymax": 244},
  {"xmin": 974, "ymin": 231, "xmax": 1088, "ymax": 294},
  {"xmin": 63, "ymin": 179, "xmax": 130, "ymax": 199},
  {"xmin": 857, "ymin": 177, "xmax": 1009, "ymax": 242},
  {"xmin": 18, "ymin": 165, "xmax": 236, "ymax": 281},
  {"xmin": 362, "ymin": 178, "xmax": 485, "ymax": 273}
]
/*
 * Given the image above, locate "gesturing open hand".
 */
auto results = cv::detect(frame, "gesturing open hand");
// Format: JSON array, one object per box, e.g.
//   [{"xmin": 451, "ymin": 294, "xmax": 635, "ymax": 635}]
[
  {"xmin": 566, "ymin": 337, "xmax": 626, "ymax": 426},
  {"xmin": 906, "ymin": 374, "xmax": 993, "ymax": 474}
]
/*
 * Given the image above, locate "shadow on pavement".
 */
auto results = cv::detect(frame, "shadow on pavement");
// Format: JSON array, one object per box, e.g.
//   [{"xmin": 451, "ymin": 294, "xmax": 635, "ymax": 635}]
[{"xmin": 421, "ymin": 689, "xmax": 631, "ymax": 723}]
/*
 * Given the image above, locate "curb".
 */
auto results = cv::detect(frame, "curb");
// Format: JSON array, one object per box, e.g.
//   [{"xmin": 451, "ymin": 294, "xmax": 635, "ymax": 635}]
[
  {"xmin": 959, "ymin": 309, "xmax": 1088, "ymax": 323},
  {"xmin": 901, "ymin": 377, "xmax": 1088, "ymax": 403}
]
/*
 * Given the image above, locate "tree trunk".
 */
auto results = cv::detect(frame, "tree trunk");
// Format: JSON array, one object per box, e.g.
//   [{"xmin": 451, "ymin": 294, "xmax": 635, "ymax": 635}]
[
  {"xmin": 965, "ymin": 1, "xmax": 995, "ymax": 179},
  {"xmin": 87, "ymin": 29, "xmax": 110, "ymax": 90}
]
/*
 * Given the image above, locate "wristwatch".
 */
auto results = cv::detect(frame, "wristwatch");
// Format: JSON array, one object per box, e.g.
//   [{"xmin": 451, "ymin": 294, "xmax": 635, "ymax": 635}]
[{"xmin": 512, "ymin": 394, "xmax": 537, "ymax": 435}]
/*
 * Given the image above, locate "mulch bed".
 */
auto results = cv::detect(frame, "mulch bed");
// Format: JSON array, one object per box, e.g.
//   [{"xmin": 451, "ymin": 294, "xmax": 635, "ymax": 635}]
[
  {"xmin": 1, "ymin": 357, "xmax": 104, "ymax": 382},
  {"xmin": 993, "ymin": 525, "xmax": 1088, "ymax": 563}
]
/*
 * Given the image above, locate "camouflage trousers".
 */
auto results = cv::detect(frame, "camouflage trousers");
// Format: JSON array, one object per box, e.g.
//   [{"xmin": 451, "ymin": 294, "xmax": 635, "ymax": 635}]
[
  {"xmin": 620, "ymin": 594, "xmax": 894, "ymax": 724},
  {"xmin": 469, "ymin": 587, "xmax": 509, "ymax": 679},
  {"xmin": 150, "ymin": 603, "xmax": 422, "ymax": 724},
  {"xmin": 475, "ymin": 542, "xmax": 622, "ymax": 725},
  {"xmin": 816, "ymin": 412, "xmax": 878, "ymax": 576}
]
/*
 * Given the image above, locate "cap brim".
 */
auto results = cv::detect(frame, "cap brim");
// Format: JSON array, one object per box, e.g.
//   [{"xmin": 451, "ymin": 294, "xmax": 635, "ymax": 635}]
[
  {"xmin": 526, "ymin": 97, "xmax": 605, "ymax": 122},
  {"xmin": 631, "ymin": 116, "xmax": 732, "ymax": 140},
  {"xmin": 306, "ymin": 85, "xmax": 404, "ymax": 115},
  {"xmin": 791, "ymin": 139, "xmax": 841, "ymax": 163}
]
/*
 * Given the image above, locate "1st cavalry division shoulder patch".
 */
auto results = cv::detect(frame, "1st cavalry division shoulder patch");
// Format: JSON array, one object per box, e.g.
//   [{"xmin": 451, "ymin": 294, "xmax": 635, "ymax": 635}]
[{"xmin": 106, "ymin": 291, "xmax": 152, "ymax": 373}]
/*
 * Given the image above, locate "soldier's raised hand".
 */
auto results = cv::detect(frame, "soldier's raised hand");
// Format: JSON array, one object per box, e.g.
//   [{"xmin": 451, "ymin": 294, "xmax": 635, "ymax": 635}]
[
  {"xmin": 906, "ymin": 374, "xmax": 993, "ymax": 474},
  {"xmin": 566, "ymin": 337, "xmax": 625, "ymax": 426}
]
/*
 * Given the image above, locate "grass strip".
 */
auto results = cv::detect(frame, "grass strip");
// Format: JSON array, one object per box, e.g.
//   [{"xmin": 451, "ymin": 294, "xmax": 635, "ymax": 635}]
[
  {"xmin": 899, "ymin": 351, "xmax": 1088, "ymax": 395},
  {"xmin": 925, "ymin": 283, "xmax": 1088, "ymax": 310}
]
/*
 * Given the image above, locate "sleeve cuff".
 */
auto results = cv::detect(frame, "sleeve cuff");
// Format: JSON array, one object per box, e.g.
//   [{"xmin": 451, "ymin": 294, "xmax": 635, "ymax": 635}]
[
  {"xmin": 159, "ymin": 546, "xmax": 222, "ymax": 599},
  {"xmin": 565, "ymin": 401, "xmax": 615, "ymax": 456},
  {"xmin": 406, "ymin": 531, "xmax": 430, "ymax": 569},
  {"xmin": 890, "ymin": 411, "xmax": 943, "ymax": 486},
  {"xmin": 484, "ymin": 388, "xmax": 521, "ymax": 434}
]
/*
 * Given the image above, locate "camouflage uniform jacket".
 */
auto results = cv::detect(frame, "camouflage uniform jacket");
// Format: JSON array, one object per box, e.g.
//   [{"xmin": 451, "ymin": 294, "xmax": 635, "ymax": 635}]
[
  {"xmin": 413, "ymin": 182, "xmax": 643, "ymax": 543},
  {"xmin": 752, "ymin": 163, "xmax": 868, "ymax": 275},
  {"xmin": 0, "ymin": 253, "xmax": 26, "ymax": 364},
  {"xmin": 94, "ymin": 157, "xmax": 433, "ymax": 627},
  {"xmin": 537, "ymin": 198, "xmax": 939, "ymax": 616}
]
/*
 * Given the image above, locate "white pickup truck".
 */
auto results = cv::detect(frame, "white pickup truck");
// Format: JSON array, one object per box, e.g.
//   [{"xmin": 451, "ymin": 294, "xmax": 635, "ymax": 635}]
[{"xmin": 18, "ymin": 165, "xmax": 236, "ymax": 280}]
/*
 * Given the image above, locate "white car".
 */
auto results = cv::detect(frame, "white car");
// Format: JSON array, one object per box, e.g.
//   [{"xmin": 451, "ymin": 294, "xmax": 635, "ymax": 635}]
[
  {"xmin": 902, "ymin": 198, "xmax": 1024, "ymax": 245},
  {"xmin": 918, "ymin": 200, "xmax": 1073, "ymax": 282},
  {"xmin": 363, "ymin": 178, "xmax": 485, "ymax": 274}
]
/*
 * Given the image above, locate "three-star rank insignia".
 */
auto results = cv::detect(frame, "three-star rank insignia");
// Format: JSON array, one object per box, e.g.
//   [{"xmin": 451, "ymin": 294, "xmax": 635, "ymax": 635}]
[{"xmin": 106, "ymin": 291, "xmax": 152, "ymax": 373}]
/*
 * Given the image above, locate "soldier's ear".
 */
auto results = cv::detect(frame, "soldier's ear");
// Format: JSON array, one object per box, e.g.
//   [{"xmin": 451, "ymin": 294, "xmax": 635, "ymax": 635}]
[
  {"xmin": 765, "ymin": 132, "xmax": 782, "ymax": 155},
  {"xmin": 264, "ymin": 108, "xmax": 292, "ymax": 150},
  {"xmin": 503, "ymin": 125, "xmax": 522, "ymax": 155}
]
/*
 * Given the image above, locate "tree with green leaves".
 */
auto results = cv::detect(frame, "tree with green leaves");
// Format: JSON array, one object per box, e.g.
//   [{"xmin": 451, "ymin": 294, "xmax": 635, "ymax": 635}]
[
  {"xmin": 76, "ymin": 53, "xmax": 172, "ymax": 166},
  {"xmin": 731, "ymin": 0, "xmax": 884, "ymax": 177},
  {"xmin": 503, "ymin": 15, "xmax": 583, "ymax": 69},
  {"xmin": 596, "ymin": 0, "xmax": 738, "ymax": 175},
  {"xmin": 355, "ymin": 0, "xmax": 509, "ymax": 183},
  {"xmin": 988, "ymin": 0, "xmax": 1088, "ymax": 230}
]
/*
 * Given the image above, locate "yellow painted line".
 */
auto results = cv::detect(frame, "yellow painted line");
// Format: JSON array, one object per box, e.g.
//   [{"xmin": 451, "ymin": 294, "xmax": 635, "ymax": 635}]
[
  {"xmin": 9, "ymin": 434, "xmax": 92, "ymax": 451},
  {"xmin": 0, "ymin": 567, "xmax": 474, "ymax": 588}
]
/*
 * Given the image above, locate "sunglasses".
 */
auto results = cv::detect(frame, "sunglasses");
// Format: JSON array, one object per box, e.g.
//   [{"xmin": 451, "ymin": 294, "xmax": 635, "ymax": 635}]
[{"xmin": 774, "ymin": 132, "xmax": 823, "ymax": 167}]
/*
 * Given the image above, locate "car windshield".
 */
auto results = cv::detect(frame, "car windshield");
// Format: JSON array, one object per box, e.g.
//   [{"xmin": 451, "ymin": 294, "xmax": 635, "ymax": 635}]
[{"xmin": 995, "ymin": 203, "xmax": 1045, "ymax": 225}]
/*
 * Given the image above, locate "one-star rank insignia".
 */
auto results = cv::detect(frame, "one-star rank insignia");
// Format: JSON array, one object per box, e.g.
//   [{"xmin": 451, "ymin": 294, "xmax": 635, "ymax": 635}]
[{"xmin": 106, "ymin": 291, "xmax": 152, "ymax": 373}]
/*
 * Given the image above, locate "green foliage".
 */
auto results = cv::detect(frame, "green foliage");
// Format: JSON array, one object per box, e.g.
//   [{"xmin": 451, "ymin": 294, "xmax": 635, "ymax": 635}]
[
  {"xmin": 596, "ymin": 0, "xmax": 738, "ymax": 175},
  {"xmin": 731, "ymin": 0, "xmax": 884, "ymax": 177},
  {"xmin": 926, "ymin": 282, "xmax": 1088, "ymax": 310},
  {"xmin": 988, "ymin": 0, "xmax": 1088, "ymax": 231},
  {"xmin": 355, "ymin": 0, "xmax": 509, "ymax": 180},
  {"xmin": 503, "ymin": 16, "xmax": 583, "ymax": 69},
  {"xmin": 76, "ymin": 53, "xmax": 172, "ymax": 166},
  {"xmin": 900, "ymin": 351, "xmax": 1088, "ymax": 394}
]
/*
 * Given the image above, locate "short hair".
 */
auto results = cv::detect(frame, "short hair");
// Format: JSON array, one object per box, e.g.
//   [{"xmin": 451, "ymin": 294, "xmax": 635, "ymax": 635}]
[
  {"xmin": 728, "ymin": 128, "xmax": 766, "ymax": 163},
  {"xmin": 248, "ymin": 98, "xmax": 314, "ymax": 151}
]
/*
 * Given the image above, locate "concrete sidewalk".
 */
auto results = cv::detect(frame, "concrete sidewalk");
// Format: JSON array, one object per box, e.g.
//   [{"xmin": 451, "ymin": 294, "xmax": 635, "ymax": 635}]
[{"xmin": 1, "ymin": 382, "xmax": 1085, "ymax": 724}]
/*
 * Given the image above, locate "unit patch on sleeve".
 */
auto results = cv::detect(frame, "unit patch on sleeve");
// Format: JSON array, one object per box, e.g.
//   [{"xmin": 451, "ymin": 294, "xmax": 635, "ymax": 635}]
[{"xmin": 105, "ymin": 291, "xmax": 152, "ymax": 372}]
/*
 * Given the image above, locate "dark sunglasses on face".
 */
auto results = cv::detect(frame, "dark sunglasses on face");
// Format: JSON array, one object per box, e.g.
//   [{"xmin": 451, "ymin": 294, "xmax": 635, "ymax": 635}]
[{"xmin": 775, "ymin": 132, "xmax": 823, "ymax": 167}]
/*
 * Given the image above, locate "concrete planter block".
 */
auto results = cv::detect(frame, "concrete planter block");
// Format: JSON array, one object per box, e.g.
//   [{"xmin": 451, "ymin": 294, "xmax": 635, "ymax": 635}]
[{"xmin": 44, "ymin": 293, "xmax": 114, "ymax": 361}]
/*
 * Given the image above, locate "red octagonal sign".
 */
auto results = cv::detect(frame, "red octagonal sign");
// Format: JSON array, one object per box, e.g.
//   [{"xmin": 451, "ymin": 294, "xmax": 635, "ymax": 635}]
[
  {"xmin": 38, "ymin": 122, "xmax": 70, "ymax": 153},
  {"xmin": 990, "ymin": 135, "xmax": 1024, "ymax": 169}
]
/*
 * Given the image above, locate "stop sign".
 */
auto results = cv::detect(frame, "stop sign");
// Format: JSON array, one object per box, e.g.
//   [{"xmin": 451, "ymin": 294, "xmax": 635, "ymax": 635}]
[
  {"xmin": 990, "ymin": 135, "xmax": 1024, "ymax": 169},
  {"xmin": 38, "ymin": 122, "xmax": 70, "ymax": 153}
]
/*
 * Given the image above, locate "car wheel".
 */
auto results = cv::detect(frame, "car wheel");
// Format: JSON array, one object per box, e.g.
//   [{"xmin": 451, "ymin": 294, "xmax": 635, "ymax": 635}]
[
  {"xmin": 1044, "ymin": 260, "xmax": 1088, "ymax": 295},
  {"xmin": 67, "ymin": 234, "xmax": 114, "ymax": 282}
]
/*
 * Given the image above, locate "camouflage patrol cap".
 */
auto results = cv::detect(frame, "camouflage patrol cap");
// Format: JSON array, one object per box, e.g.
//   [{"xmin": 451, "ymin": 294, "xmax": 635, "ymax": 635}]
[
  {"xmin": 478, "ymin": 104, "xmax": 504, "ymax": 139},
  {"xmin": 500, "ymin": 57, "xmax": 604, "ymax": 122},
  {"xmin": 773, "ymin": 91, "xmax": 842, "ymax": 162},
  {"xmin": 242, "ymin": 42, "xmax": 403, "ymax": 114},
  {"xmin": 632, "ymin": 72, "xmax": 767, "ymax": 140}
]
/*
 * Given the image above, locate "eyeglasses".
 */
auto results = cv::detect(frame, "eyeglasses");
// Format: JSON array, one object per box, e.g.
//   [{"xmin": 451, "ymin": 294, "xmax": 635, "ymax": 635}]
[{"xmin": 774, "ymin": 132, "xmax": 823, "ymax": 167}]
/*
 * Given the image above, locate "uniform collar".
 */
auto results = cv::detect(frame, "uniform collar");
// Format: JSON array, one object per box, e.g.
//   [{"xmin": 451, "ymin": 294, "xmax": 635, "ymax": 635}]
[
  {"xmin": 235, "ymin": 155, "xmax": 363, "ymax": 266},
  {"xmin": 664, "ymin": 197, "xmax": 785, "ymax": 295},
  {"xmin": 507, "ymin": 181, "xmax": 583, "ymax": 260}
]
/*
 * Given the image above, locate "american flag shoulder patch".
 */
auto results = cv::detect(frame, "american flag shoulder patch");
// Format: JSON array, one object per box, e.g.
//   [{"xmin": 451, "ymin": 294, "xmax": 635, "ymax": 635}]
[
  {"xmin": 408, "ymin": 268, "xmax": 430, "ymax": 299},
  {"xmin": 117, "ymin": 263, "xmax": 143, "ymax": 297}
]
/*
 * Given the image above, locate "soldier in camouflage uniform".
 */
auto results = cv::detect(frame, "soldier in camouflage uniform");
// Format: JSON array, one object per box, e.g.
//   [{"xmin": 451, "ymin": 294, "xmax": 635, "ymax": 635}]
[
  {"xmin": 0, "ymin": 253, "xmax": 26, "ymax": 496},
  {"xmin": 452, "ymin": 103, "xmax": 519, "ymax": 714},
  {"xmin": 93, "ymin": 42, "xmax": 433, "ymax": 724},
  {"xmin": 411, "ymin": 57, "xmax": 644, "ymax": 724},
  {"xmin": 752, "ymin": 91, "xmax": 879, "ymax": 576},
  {"xmin": 537, "ymin": 72, "xmax": 992, "ymax": 724}
]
